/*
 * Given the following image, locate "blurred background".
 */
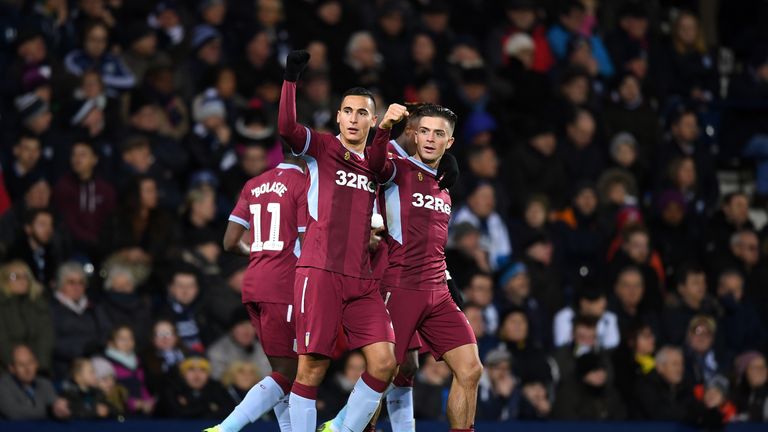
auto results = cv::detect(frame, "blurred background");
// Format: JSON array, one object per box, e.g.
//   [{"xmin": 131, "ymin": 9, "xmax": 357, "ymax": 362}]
[{"xmin": 0, "ymin": 0, "xmax": 767, "ymax": 429}]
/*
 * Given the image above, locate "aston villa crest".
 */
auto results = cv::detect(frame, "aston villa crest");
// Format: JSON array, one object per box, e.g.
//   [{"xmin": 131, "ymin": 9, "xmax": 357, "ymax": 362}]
[
  {"xmin": 344, "ymin": 151, "xmax": 351, "ymax": 160},
  {"xmin": 417, "ymin": 172, "xmax": 423, "ymax": 181}
]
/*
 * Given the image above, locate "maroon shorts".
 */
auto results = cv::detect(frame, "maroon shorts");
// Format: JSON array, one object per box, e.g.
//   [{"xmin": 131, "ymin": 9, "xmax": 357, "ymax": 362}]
[
  {"xmin": 294, "ymin": 267, "xmax": 395, "ymax": 357},
  {"xmin": 245, "ymin": 302, "xmax": 297, "ymax": 358},
  {"xmin": 383, "ymin": 286, "xmax": 476, "ymax": 364}
]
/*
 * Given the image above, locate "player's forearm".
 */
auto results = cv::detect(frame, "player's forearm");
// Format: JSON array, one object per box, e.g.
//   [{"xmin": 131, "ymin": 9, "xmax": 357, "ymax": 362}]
[
  {"xmin": 370, "ymin": 127, "xmax": 394, "ymax": 181},
  {"xmin": 278, "ymin": 80, "xmax": 308, "ymax": 153}
]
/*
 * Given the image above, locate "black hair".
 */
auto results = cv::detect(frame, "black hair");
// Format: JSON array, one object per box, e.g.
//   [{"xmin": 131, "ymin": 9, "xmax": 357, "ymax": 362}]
[
  {"xmin": 676, "ymin": 262, "xmax": 705, "ymax": 286},
  {"xmin": 341, "ymin": 87, "xmax": 376, "ymax": 109},
  {"xmin": 17, "ymin": 133, "xmax": 40, "ymax": 145},
  {"xmin": 121, "ymin": 135, "xmax": 150, "ymax": 153},
  {"xmin": 559, "ymin": 0, "xmax": 586, "ymax": 17},
  {"xmin": 23, "ymin": 207, "xmax": 52, "ymax": 226},
  {"xmin": 722, "ymin": 191, "xmax": 749, "ymax": 206},
  {"xmin": 414, "ymin": 103, "xmax": 457, "ymax": 131}
]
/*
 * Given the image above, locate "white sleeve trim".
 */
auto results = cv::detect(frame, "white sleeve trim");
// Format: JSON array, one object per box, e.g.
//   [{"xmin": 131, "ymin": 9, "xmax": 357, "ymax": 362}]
[
  {"xmin": 382, "ymin": 163, "xmax": 397, "ymax": 185},
  {"xmin": 292, "ymin": 126, "xmax": 312, "ymax": 156},
  {"xmin": 298, "ymin": 226, "xmax": 307, "ymax": 233},
  {"xmin": 228, "ymin": 215, "xmax": 250, "ymax": 229}
]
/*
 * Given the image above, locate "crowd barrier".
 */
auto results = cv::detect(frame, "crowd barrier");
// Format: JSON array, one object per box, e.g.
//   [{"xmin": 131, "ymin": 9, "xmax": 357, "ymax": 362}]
[{"xmin": 1, "ymin": 420, "xmax": 765, "ymax": 432}]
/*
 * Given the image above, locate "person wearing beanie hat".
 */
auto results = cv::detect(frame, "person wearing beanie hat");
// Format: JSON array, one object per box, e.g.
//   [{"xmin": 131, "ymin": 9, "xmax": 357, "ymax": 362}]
[
  {"xmin": 14, "ymin": 92, "xmax": 51, "ymax": 131},
  {"xmin": 91, "ymin": 356, "xmax": 129, "ymax": 415},
  {"xmin": 476, "ymin": 348, "xmax": 520, "ymax": 421},
  {"xmin": 188, "ymin": 89, "xmax": 235, "ymax": 173},
  {"xmin": 495, "ymin": 261, "xmax": 550, "ymax": 348},
  {"xmin": 206, "ymin": 308, "xmax": 271, "ymax": 380},
  {"xmin": 177, "ymin": 24, "xmax": 222, "ymax": 100},
  {"xmin": 156, "ymin": 353, "xmax": 232, "ymax": 418}
]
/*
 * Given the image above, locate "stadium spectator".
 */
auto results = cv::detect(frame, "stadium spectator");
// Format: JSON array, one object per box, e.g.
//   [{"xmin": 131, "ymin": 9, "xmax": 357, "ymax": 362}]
[
  {"xmin": 9, "ymin": 207, "xmax": 62, "ymax": 289},
  {"xmin": 104, "ymin": 326, "xmax": 155, "ymax": 416},
  {"xmin": 50, "ymin": 262, "xmax": 111, "ymax": 378},
  {"xmin": 445, "ymin": 222, "xmax": 487, "ymax": 288},
  {"xmin": 551, "ymin": 183, "xmax": 602, "ymax": 283},
  {"xmin": 497, "ymin": 308, "xmax": 552, "ymax": 385},
  {"xmin": 611, "ymin": 322, "xmax": 657, "ymax": 417},
  {"xmin": 461, "ymin": 272, "xmax": 499, "ymax": 334},
  {"xmin": 607, "ymin": 225, "xmax": 665, "ymax": 311},
  {"xmin": 451, "ymin": 182, "xmax": 512, "ymax": 271},
  {"xmin": 464, "ymin": 303, "xmax": 496, "ymax": 362},
  {"xmin": 156, "ymin": 355, "xmax": 231, "ymax": 419},
  {"xmin": 682, "ymin": 315, "xmax": 723, "ymax": 385},
  {"xmin": 157, "ymin": 266, "xmax": 208, "ymax": 353},
  {"xmin": 141, "ymin": 319, "xmax": 190, "ymax": 395},
  {"xmin": 0, "ymin": 177, "xmax": 53, "ymax": 256},
  {"xmin": 3, "ymin": 134, "xmax": 45, "ymax": 201},
  {"xmin": 0, "ymin": 260, "xmax": 53, "ymax": 372},
  {"xmin": 90, "ymin": 356, "xmax": 129, "ymax": 416},
  {"xmin": 61, "ymin": 357, "xmax": 115, "ymax": 419},
  {"xmin": 553, "ymin": 286, "xmax": 620, "ymax": 350},
  {"xmin": 520, "ymin": 231, "xmax": 564, "ymax": 319},
  {"xmin": 608, "ymin": 266, "xmax": 660, "ymax": 338},
  {"xmin": 63, "ymin": 20, "xmax": 135, "ymax": 95},
  {"xmin": 100, "ymin": 265, "xmax": 153, "ymax": 350},
  {"xmin": 0, "ymin": 344, "xmax": 69, "ymax": 420},
  {"xmin": 547, "ymin": 0, "xmax": 613, "ymax": 78},
  {"xmin": 662, "ymin": 11, "xmax": 719, "ymax": 105},
  {"xmin": 661, "ymin": 264, "xmax": 720, "ymax": 345},
  {"xmin": 53, "ymin": 140, "xmax": 116, "ymax": 257},
  {"xmin": 715, "ymin": 270, "xmax": 766, "ymax": 356},
  {"xmin": 220, "ymin": 361, "xmax": 263, "ymax": 414},
  {"xmin": 732, "ymin": 351, "xmax": 768, "ymax": 422},
  {"xmin": 413, "ymin": 354, "xmax": 451, "ymax": 421},
  {"xmin": 206, "ymin": 310, "xmax": 271, "ymax": 380},
  {"xmin": 495, "ymin": 262, "xmax": 550, "ymax": 348},
  {"xmin": 317, "ymin": 351, "xmax": 366, "ymax": 421},
  {"xmin": 477, "ymin": 348, "xmax": 520, "ymax": 421},
  {"xmin": 552, "ymin": 351, "xmax": 625, "ymax": 420},
  {"xmin": 635, "ymin": 346, "xmax": 721, "ymax": 427}
]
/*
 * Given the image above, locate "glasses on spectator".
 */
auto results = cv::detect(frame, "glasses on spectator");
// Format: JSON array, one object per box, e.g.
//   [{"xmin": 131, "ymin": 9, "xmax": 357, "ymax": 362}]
[
  {"xmin": 155, "ymin": 330, "xmax": 173, "ymax": 338},
  {"xmin": 8, "ymin": 272, "xmax": 29, "ymax": 281}
]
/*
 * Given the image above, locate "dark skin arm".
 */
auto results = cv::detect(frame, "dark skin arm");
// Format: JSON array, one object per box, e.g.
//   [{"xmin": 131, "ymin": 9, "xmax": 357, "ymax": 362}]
[{"xmin": 222, "ymin": 221, "xmax": 250, "ymax": 257}]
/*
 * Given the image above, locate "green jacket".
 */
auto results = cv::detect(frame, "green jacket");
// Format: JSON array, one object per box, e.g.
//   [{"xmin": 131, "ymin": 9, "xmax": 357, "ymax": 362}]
[{"xmin": 0, "ymin": 294, "xmax": 54, "ymax": 372}]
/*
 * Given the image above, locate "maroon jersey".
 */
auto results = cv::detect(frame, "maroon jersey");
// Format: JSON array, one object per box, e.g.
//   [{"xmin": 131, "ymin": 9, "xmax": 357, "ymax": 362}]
[
  {"xmin": 278, "ymin": 82, "xmax": 395, "ymax": 279},
  {"xmin": 229, "ymin": 163, "xmax": 308, "ymax": 304},
  {"xmin": 381, "ymin": 156, "xmax": 451, "ymax": 290}
]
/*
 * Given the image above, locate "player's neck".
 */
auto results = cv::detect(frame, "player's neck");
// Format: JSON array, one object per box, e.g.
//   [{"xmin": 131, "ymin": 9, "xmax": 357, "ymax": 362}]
[
  {"xmin": 413, "ymin": 153, "xmax": 440, "ymax": 169},
  {"xmin": 340, "ymin": 138, "xmax": 366, "ymax": 155}
]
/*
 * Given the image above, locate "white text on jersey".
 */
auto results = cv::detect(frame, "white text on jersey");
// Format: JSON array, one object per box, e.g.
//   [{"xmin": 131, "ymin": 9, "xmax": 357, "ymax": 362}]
[
  {"xmin": 335, "ymin": 170, "xmax": 376, "ymax": 193},
  {"xmin": 251, "ymin": 182, "xmax": 288, "ymax": 198},
  {"xmin": 412, "ymin": 193, "xmax": 451, "ymax": 215}
]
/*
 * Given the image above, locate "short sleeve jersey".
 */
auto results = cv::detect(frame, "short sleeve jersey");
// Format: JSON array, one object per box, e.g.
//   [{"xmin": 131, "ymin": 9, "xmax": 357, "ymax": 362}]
[
  {"xmin": 229, "ymin": 163, "xmax": 308, "ymax": 304},
  {"xmin": 293, "ymin": 128, "xmax": 396, "ymax": 279},
  {"xmin": 380, "ymin": 156, "xmax": 451, "ymax": 290}
]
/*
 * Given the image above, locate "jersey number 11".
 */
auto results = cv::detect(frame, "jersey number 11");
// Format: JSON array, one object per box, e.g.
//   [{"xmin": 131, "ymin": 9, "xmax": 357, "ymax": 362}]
[{"xmin": 249, "ymin": 203, "xmax": 284, "ymax": 252}]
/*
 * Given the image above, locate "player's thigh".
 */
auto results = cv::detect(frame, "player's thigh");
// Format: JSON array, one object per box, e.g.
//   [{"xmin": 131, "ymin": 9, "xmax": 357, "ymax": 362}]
[
  {"xmin": 254, "ymin": 302, "xmax": 298, "ymax": 359},
  {"xmin": 342, "ymin": 277, "xmax": 395, "ymax": 352},
  {"xmin": 381, "ymin": 286, "xmax": 428, "ymax": 364},
  {"xmin": 418, "ymin": 290, "xmax": 477, "ymax": 362},
  {"xmin": 442, "ymin": 343, "xmax": 482, "ymax": 384},
  {"xmin": 294, "ymin": 267, "xmax": 343, "ymax": 357}
]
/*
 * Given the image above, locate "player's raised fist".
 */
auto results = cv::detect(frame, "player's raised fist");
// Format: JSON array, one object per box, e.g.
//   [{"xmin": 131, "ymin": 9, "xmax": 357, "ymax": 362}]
[
  {"xmin": 284, "ymin": 50, "xmax": 310, "ymax": 82},
  {"xmin": 379, "ymin": 103, "xmax": 409, "ymax": 130}
]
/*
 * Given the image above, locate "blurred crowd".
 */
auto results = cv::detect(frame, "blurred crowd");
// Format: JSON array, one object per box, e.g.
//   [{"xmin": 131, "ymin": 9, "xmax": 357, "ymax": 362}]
[{"xmin": 1, "ymin": 0, "xmax": 768, "ymax": 427}]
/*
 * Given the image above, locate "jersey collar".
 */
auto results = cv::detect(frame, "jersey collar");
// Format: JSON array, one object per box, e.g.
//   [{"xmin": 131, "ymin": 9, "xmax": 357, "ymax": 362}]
[
  {"xmin": 276, "ymin": 163, "xmax": 304, "ymax": 173},
  {"xmin": 407, "ymin": 156, "xmax": 437, "ymax": 176},
  {"xmin": 336, "ymin": 134, "xmax": 365, "ymax": 159}
]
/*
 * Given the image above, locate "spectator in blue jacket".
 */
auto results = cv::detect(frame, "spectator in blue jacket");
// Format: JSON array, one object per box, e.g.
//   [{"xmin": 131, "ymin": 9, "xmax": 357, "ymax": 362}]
[
  {"xmin": 64, "ymin": 21, "xmax": 135, "ymax": 95},
  {"xmin": 547, "ymin": 0, "xmax": 614, "ymax": 78}
]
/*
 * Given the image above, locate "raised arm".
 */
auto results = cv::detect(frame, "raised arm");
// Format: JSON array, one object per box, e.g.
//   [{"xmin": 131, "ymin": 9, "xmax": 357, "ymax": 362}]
[
  {"xmin": 278, "ymin": 51, "xmax": 311, "ymax": 154},
  {"xmin": 371, "ymin": 103, "xmax": 409, "ymax": 182}
]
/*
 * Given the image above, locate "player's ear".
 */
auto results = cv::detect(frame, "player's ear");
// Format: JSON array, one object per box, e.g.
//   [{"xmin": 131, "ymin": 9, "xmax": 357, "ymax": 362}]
[
  {"xmin": 371, "ymin": 114, "xmax": 378, "ymax": 128},
  {"xmin": 446, "ymin": 136, "xmax": 455, "ymax": 149},
  {"xmin": 336, "ymin": 110, "xmax": 341, "ymax": 124}
]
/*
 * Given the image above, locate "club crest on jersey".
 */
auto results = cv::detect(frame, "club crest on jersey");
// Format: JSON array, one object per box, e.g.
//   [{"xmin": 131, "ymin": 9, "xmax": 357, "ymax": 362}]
[
  {"xmin": 251, "ymin": 181, "xmax": 288, "ymax": 197},
  {"xmin": 344, "ymin": 151, "xmax": 351, "ymax": 160},
  {"xmin": 417, "ymin": 172, "xmax": 424, "ymax": 182}
]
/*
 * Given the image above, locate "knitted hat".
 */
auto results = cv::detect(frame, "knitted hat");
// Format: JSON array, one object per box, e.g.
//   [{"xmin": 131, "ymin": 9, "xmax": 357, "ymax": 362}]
[
  {"xmin": 14, "ymin": 93, "xmax": 49, "ymax": 125},
  {"xmin": 190, "ymin": 24, "xmax": 221, "ymax": 52},
  {"xmin": 192, "ymin": 89, "xmax": 226, "ymax": 122},
  {"xmin": 91, "ymin": 356, "xmax": 115, "ymax": 380}
]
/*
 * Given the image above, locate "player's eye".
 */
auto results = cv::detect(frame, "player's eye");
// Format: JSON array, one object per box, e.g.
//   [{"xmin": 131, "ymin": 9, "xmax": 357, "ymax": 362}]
[
  {"xmin": 358, "ymin": 110, "xmax": 368, "ymax": 116},
  {"xmin": 343, "ymin": 108, "xmax": 352, "ymax": 113},
  {"xmin": 436, "ymin": 131, "xmax": 445, "ymax": 137}
]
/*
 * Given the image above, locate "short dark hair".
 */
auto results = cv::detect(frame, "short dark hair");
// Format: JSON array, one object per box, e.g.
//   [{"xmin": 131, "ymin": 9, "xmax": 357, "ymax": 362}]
[
  {"xmin": 572, "ymin": 314, "xmax": 599, "ymax": 329},
  {"xmin": 723, "ymin": 191, "xmax": 749, "ymax": 206},
  {"xmin": 341, "ymin": 87, "xmax": 376, "ymax": 109},
  {"xmin": 414, "ymin": 103, "xmax": 457, "ymax": 131},
  {"xmin": 23, "ymin": 207, "xmax": 52, "ymax": 226},
  {"xmin": 167, "ymin": 262, "xmax": 200, "ymax": 287},
  {"xmin": 72, "ymin": 140, "xmax": 97, "ymax": 155},
  {"xmin": 17, "ymin": 133, "xmax": 40, "ymax": 146},
  {"xmin": 676, "ymin": 262, "xmax": 705, "ymax": 286},
  {"xmin": 122, "ymin": 135, "xmax": 150, "ymax": 154}
]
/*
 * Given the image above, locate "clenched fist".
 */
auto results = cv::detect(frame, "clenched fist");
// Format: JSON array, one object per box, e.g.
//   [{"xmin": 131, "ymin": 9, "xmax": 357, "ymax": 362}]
[
  {"xmin": 284, "ymin": 50, "xmax": 310, "ymax": 82},
  {"xmin": 379, "ymin": 104, "xmax": 409, "ymax": 130}
]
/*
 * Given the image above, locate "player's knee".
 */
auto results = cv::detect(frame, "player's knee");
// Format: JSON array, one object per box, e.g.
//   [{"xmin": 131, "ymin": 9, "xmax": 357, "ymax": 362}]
[
  {"xmin": 370, "ymin": 352, "xmax": 397, "ymax": 378},
  {"xmin": 457, "ymin": 360, "xmax": 483, "ymax": 387}
]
